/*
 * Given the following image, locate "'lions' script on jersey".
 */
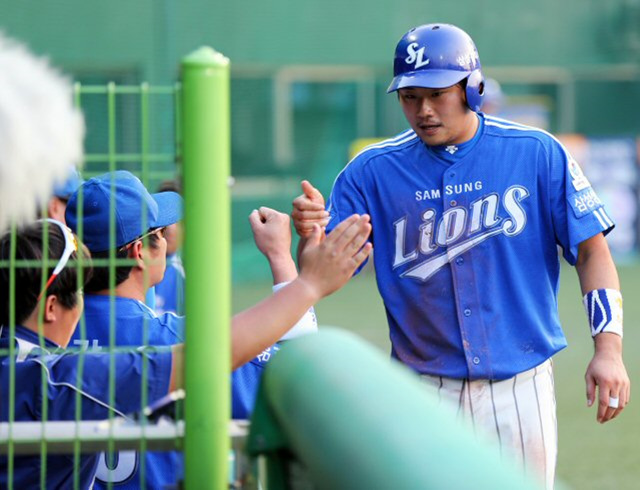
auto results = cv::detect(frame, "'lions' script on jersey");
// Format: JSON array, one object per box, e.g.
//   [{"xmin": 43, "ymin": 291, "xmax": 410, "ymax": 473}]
[{"xmin": 326, "ymin": 114, "xmax": 614, "ymax": 380}]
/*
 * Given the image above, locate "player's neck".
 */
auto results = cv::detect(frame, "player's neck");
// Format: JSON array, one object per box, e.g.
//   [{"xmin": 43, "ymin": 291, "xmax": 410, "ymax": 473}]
[
  {"xmin": 22, "ymin": 311, "xmax": 67, "ymax": 348},
  {"xmin": 94, "ymin": 277, "xmax": 147, "ymax": 303},
  {"xmin": 451, "ymin": 112, "xmax": 479, "ymax": 145}
]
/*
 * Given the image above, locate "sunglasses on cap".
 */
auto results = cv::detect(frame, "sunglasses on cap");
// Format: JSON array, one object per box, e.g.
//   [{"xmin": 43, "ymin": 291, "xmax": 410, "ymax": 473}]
[
  {"xmin": 117, "ymin": 226, "xmax": 167, "ymax": 252},
  {"xmin": 37, "ymin": 219, "xmax": 79, "ymax": 302}
]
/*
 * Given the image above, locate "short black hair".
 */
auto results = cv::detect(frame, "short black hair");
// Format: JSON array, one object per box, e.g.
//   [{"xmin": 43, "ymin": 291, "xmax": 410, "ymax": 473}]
[
  {"xmin": 84, "ymin": 232, "xmax": 162, "ymax": 293},
  {"xmin": 0, "ymin": 221, "xmax": 93, "ymax": 326}
]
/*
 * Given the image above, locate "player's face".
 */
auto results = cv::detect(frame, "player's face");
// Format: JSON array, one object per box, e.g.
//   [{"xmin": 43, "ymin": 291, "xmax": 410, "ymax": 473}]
[
  {"xmin": 163, "ymin": 222, "xmax": 182, "ymax": 256},
  {"xmin": 398, "ymin": 85, "xmax": 478, "ymax": 147}
]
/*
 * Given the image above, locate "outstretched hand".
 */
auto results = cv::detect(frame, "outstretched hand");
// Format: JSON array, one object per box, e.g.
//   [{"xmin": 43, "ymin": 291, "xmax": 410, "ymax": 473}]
[
  {"xmin": 292, "ymin": 180, "xmax": 329, "ymax": 238},
  {"xmin": 297, "ymin": 214, "xmax": 372, "ymax": 299}
]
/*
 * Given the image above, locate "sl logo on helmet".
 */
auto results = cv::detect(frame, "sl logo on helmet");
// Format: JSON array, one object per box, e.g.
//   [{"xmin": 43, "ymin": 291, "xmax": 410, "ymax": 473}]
[{"xmin": 405, "ymin": 42, "xmax": 430, "ymax": 69}]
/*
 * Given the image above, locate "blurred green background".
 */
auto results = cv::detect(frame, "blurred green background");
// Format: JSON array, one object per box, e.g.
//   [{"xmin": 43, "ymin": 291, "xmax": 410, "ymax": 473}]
[{"xmin": 2, "ymin": 1, "xmax": 638, "ymax": 487}]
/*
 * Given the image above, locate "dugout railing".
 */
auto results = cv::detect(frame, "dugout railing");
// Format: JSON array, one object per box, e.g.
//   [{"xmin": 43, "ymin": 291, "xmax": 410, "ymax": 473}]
[{"xmin": 0, "ymin": 47, "xmax": 233, "ymax": 488}]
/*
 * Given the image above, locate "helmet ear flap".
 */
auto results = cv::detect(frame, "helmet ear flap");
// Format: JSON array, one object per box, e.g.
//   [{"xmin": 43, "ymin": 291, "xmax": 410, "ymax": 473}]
[{"xmin": 465, "ymin": 70, "xmax": 485, "ymax": 112}]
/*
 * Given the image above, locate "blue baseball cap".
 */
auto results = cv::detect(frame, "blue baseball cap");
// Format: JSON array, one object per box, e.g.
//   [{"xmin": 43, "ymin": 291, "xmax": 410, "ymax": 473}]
[
  {"xmin": 53, "ymin": 167, "xmax": 84, "ymax": 200},
  {"xmin": 65, "ymin": 170, "xmax": 182, "ymax": 253}
]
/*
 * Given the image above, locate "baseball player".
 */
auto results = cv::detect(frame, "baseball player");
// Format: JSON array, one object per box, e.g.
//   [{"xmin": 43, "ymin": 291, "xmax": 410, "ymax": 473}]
[
  {"xmin": 292, "ymin": 23, "xmax": 629, "ymax": 488},
  {"xmin": 0, "ymin": 213, "xmax": 371, "ymax": 487},
  {"xmin": 0, "ymin": 220, "xmax": 178, "ymax": 488}
]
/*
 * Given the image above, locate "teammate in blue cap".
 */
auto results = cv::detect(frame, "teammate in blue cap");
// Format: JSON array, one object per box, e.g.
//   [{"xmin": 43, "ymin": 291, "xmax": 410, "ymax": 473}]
[
  {"xmin": 292, "ymin": 23, "xmax": 630, "ymax": 488},
  {"xmin": 0, "ymin": 213, "xmax": 372, "ymax": 487},
  {"xmin": 65, "ymin": 170, "xmax": 185, "ymax": 487}
]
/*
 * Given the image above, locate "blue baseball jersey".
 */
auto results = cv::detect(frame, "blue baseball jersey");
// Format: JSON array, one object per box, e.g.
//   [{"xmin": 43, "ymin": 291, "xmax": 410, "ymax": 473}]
[
  {"xmin": 155, "ymin": 254, "xmax": 185, "ymax": 315},
  {"xmin": 326, "ymin": 113, "xmax": 614, "ymax": 380},
  {"xmin": 73, "ymin": 294, "xmax": 184, "ymax": 349},
  {"xmin": 72, "ymin": 295, "xmax": 184, "ymax": 489},
  {"xmin": 0, "ymin": 325, "xmax": 171, "ymax": 489},
  {"xmin": 74, "ymin": 293, "xmax": 275, "ymax": 485}
]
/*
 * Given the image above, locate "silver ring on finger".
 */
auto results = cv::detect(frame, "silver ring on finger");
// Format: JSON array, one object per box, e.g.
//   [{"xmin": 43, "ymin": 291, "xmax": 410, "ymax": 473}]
[{"xmin": 608, "ymin": 396, "xmax": 620, "ymax": 408}]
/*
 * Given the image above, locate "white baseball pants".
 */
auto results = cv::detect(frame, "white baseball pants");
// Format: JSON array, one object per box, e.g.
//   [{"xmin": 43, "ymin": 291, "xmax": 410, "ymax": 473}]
[{"xmin": 420, "ymin": 359, "xmax": 556, "ymax": 489}]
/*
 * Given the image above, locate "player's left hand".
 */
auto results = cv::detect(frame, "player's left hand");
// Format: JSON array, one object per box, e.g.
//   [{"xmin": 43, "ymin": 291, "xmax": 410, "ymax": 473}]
[{"xmin": 585, "ymin": 333, "xmax": 630, "ymax": 423}]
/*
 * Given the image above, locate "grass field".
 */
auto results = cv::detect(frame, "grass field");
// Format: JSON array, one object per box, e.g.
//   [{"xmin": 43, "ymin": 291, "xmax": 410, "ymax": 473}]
[{"xmin": 232, "ymin": 262, "xmax": 640, "ymax": 489}]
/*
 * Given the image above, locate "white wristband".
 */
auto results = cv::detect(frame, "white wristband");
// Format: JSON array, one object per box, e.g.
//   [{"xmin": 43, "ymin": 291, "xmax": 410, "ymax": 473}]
[
  {"xmin": 583, "ymin": 289, "xmax": 623, "ymax": 338},
  {"xmin": 273, "ymin": 281, "xmax": 318, "ymax": 340}
]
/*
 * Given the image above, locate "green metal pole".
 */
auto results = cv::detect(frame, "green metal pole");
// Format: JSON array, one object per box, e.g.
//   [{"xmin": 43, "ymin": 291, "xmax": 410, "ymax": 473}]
[{"xmin": 181, "ymin": 47, "xmax": 231, "ymax": 488}]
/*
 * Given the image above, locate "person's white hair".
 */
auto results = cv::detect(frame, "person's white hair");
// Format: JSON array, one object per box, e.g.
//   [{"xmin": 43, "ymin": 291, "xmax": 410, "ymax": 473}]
[{"xmin": 0, "ymin": 32, "xmax": 84, "ymax": 232}]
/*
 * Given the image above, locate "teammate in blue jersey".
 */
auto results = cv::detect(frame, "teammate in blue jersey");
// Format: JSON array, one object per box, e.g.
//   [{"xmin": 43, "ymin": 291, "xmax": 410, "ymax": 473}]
[
  {"xmin": 292, "ymin": 23, "xmax": 630, "ymax": 488},
  {"xmin": 0, "ymin": 220, "xmax": 179, "ymax": 489}
]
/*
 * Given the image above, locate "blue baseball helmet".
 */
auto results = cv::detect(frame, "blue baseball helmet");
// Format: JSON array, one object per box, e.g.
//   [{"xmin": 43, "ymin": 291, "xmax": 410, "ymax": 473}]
[{"xmin": 387, "ymin": 23, "xmax": 485, "ymax": 112}]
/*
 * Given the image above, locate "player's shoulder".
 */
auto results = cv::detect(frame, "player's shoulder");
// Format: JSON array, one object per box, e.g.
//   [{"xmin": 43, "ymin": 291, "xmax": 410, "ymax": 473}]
[
  {"xmin": 482, "ymin": 114, "xmax": 563, "ymax": 150},
  {"xmin": 344, "ymin": 129, "xmax": 420, "ymax": 172}
]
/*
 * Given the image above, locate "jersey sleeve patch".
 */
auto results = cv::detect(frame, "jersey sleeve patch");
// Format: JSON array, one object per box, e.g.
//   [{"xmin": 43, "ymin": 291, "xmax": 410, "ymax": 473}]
[
  {"xmin": 567, "ymin": 187, "xmax": 604, "ymax": 219},
  {"xmin": 567, "ymin": 157, "xmax": 592, "ymax": 191}
]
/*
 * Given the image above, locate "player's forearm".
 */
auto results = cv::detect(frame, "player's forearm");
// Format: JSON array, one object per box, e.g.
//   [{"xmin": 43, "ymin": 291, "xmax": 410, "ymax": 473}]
[
  {"xmin": 593, "ymin": 332, "xmax": 623, "ymax": 355},
  {"xmin": 230, "ymin": 277, "xmax": 319, "ymax": 370},
  {"xmin": 267, "ymin": 253, "xmax": 298, "ymax": 284},
  {"xmin": 577, "ymin": 235, "xmax": 624, "ymax": 351},
  {"xmin": 575, "ymin": 234, "xmax": 620, "ymax": 294}
]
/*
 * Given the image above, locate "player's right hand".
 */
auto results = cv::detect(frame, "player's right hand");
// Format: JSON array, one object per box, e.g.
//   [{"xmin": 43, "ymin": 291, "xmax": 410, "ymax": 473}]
[
  {"xmin": 297, "ymin": 214, "xmax": 372, "ymax": 298},
  {"xmin": 292, "ymin": 180, "xmax": 329, "ymax": 238}
]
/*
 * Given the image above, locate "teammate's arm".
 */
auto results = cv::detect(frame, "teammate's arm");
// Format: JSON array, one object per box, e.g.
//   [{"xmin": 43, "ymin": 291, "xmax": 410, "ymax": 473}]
[
  {"xmin": 249, "ymin": 207, "xmax": 298, "ymax": 284},
  {"xmin": 575, "ymin": 233, "xmax": 630, "ymax": 424},
  {"xmin": 231, "ymin": 214, "xmax": 372, "ymax": 369}
]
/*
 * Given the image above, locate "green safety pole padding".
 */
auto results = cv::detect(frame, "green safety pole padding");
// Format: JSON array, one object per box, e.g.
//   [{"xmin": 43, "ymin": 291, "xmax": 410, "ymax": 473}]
[
  {"xmin": 181, "ymin": 47, "xmax": 231, "ymax": 489},
  {"xmin": 248, "ymin": 328, "xmax": 542, "ymax": 490}
]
